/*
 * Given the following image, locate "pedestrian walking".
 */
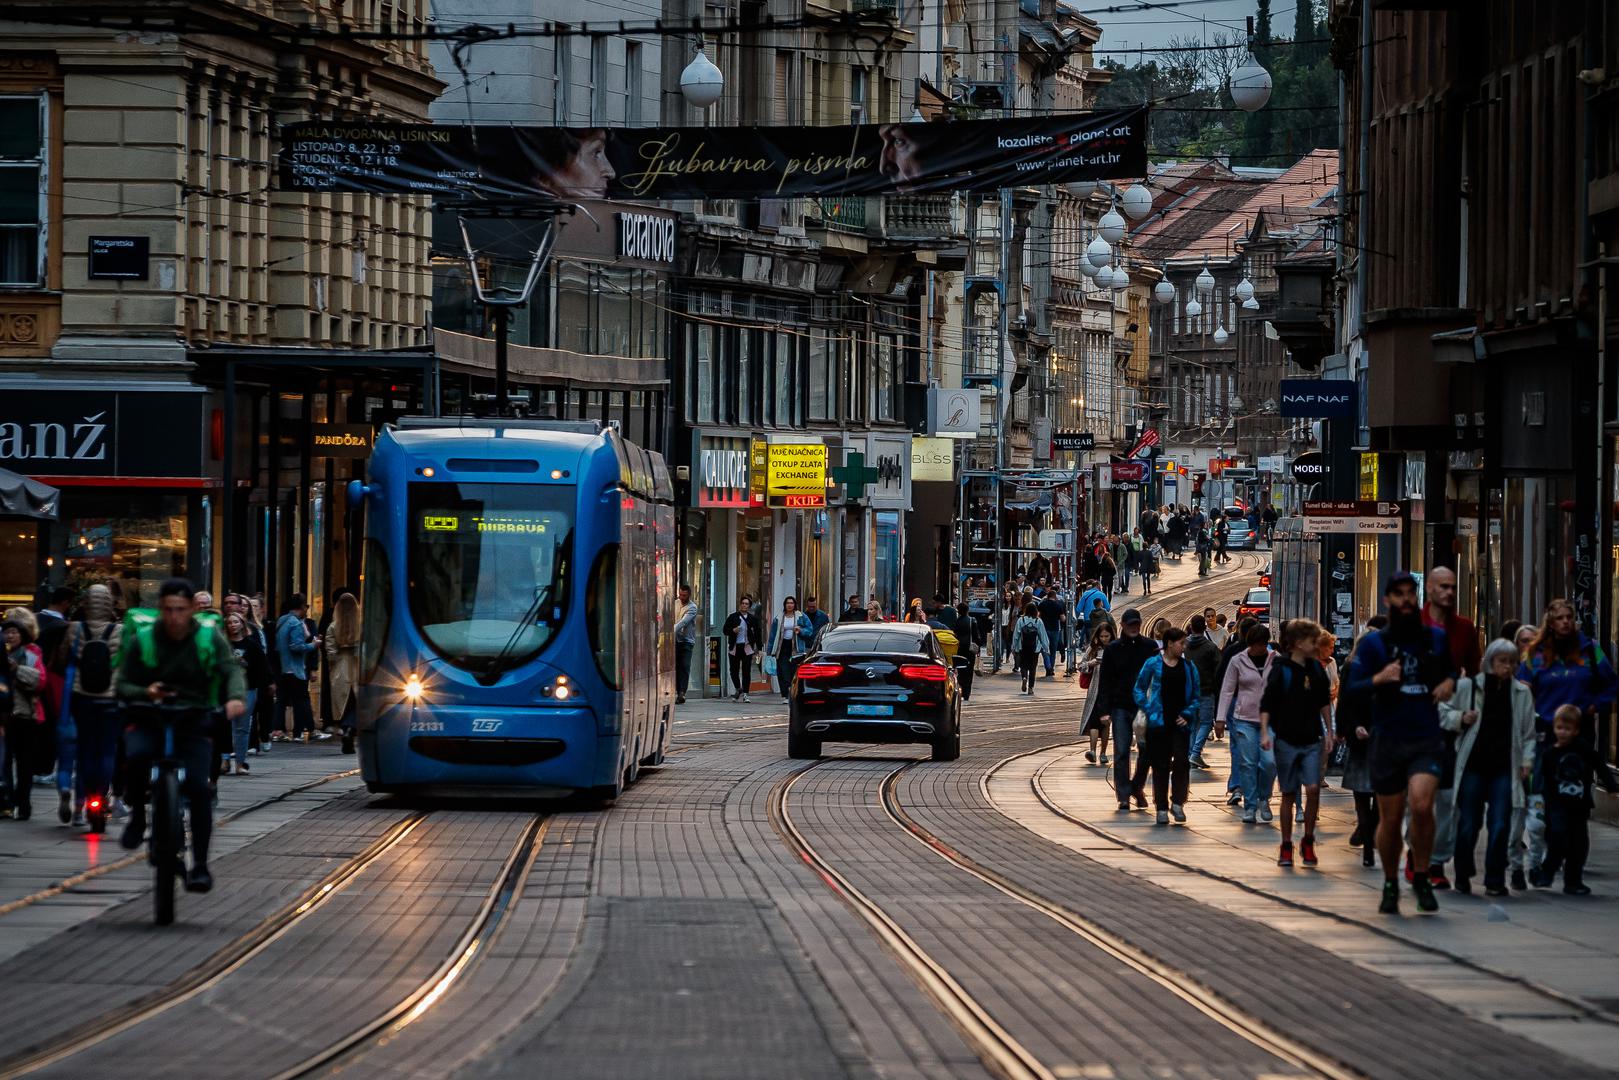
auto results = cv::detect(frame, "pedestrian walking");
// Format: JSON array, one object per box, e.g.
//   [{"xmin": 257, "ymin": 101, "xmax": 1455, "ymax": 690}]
[
  {"xmin": 1218, "ymin": 623, "xmax": 1275, "ymax": 822},
  {"xmin": 1260, "ymin": 619, "xmax": 1335, "ymax": 868},
  {"xmin": 225, "ymin": 611, "xmax": 271, "ymax": 772},
  {"xmin": 674, "ymin": 585, "xmax": 698, "ymax": 705},
  {"xmin": 274, "ymin": 594, "xmax": 322, "ymax": 742},
  {"xmin": 1101, "ymin": 609, "xmax": 1159, "ymax": 810},
  {"xmin": 1140, "ymin": 541, "xmax": 1161, "ymax": 597},
  {"xmin": 2, "ymin": 614, "xmax": 45, "ymax": 819},
  {"xmin": 57, "ymin": 583, "xmax": 122, "ymax": 826},
  {"xmin": 1183, "ymin": 615, "xmax": 1222, "ymax": 769},
  {"xmin": 1011, "ymin": 603, "xmax": 1050, "ymax": 696},
  {"xmin": 803, "ymin": 597, "xmax": 830, "ymax": 640},
  {"xmin": 1531, "ymin": 705, "xmax": 1617, "ymax": 894},
  {"xmin": 767, "ymin": 596, "xmax": 813, "ymax": 700},
  {"xmin": 954, "ymin": 602, "xmax": 981, "ymax": 701},
  {"xmin": 1514, "ymin": 598, "xmax": 1618, "ymax": 883},
  {"xmin": 324, "ymin": 593, "xmax": 361, "ymax": 755},
  {"xmin": 1344, "ymin": 572, "xmax": 1457, "ymax": 914},
  {"xmin": 246, "ymin": 594, "xmax": 275, "ymax": 753},
  {"xmin": 1037, "ymin": 591, "xmax": 1064, "ymax": 678},
  {"xmin": 1440, "ymin": 639, "xmax": 1536, "ymax": 895},
  {"xmin": 721, "ymin": 597, "xmax": 762, "ymax": 702},
  {"xmin": 1339, "ymin": 616, "xmax": 1388, "ymax": 867},
  {"xmin": 1215, "ymin": 617, "xmax": 1258, "ymax": 803},
  {"xmin": 1080, "ymin": 622, "xmax": 1115, "ymax": 764},
  {"xmin": 839, "ymin": 595, "xmax": 866, "ymax": 624},
  {"xmin": 866, "ymin": 598, "xmax": 886, "ymax": 624},
  {"xmin": 1133, "ymin": 627, "xmax": 1200, "ymax": 825}
]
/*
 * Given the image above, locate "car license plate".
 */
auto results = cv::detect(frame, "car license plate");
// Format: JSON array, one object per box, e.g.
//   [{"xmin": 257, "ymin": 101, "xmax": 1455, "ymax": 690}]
[{"xmin": 846, "ymin": 704, "xmax": 893, "ymax": 717}]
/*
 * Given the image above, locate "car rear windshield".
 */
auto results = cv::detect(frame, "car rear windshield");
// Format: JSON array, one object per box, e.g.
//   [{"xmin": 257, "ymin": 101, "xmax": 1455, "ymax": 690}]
[
  {"xmin": 1246, "ymin": 589, "xmax": 1271, "ymax": 604},
  {"xmin": 820, "ymin": 629, "xmax": 930, "ymax": 654}
]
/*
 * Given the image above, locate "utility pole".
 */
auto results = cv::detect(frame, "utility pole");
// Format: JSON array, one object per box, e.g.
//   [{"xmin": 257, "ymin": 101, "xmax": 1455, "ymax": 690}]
[{"xmin": 991, "ymin": 29, "xmax": 1016, "ymax": 670}]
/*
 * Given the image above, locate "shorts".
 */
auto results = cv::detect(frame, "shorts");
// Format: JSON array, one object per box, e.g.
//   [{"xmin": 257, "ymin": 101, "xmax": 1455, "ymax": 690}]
[
  {"xmin": 1370, "ymin": 733, "xmax": 1446, "ymax": 797},
  {"xmin": 1273, "ymin": 737, "xmax": 1323, "ymax": 791}
]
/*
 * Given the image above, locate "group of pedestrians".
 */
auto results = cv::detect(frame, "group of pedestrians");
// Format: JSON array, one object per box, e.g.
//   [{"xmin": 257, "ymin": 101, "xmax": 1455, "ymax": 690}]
[
  {"xmin": 1080, "ymin": 567, "xmax": 1617, "ymax": 914},
  {"xmin": 0, "ymin": 580, "xmax": 362, "ymax": 830}
]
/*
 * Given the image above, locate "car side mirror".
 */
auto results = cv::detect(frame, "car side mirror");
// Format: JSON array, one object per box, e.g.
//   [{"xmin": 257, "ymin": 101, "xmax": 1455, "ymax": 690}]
[{"xmin": 952, "ymin": 656, "xmax": 971, "ymax": 673}]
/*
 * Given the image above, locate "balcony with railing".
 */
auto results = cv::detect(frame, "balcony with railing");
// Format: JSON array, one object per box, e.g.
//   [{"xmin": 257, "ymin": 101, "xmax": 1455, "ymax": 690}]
[
  {"xmin": 852, "ymin": 0, "xmax": 898, "ymax": 13},
  {"xmin": 810, "ymin": 196, "xmax": 868, "ymax": 234},
  {"xmin": 881, "ymin": 194, "xmax": 955, "ymax": 241}
]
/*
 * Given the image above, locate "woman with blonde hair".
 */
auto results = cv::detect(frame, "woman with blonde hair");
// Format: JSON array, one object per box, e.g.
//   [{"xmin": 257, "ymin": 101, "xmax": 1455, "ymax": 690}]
[{"xmin": 324, "ymin": 592, "xmax": 362, "ymax": 754}]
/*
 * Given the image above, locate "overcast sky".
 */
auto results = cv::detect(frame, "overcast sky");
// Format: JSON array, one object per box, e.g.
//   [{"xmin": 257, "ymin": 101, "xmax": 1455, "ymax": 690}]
[{"xmin": 1086, "ymin": 1, "xmax": 1290, "ymax": 56}]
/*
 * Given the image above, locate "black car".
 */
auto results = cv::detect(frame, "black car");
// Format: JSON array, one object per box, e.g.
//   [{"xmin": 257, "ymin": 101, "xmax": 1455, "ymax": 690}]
[{"xmin": 788, "ymin": 624, "xmax": 963, "ymax": 762}]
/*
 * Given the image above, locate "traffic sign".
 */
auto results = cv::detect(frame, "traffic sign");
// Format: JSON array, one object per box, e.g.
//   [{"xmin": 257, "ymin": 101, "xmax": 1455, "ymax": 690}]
[{"xmin": 1302, "ymin": 499, "xmax": 1404, "ymax": 534}]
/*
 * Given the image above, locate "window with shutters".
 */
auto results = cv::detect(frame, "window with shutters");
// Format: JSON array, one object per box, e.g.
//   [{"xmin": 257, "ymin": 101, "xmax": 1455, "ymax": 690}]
[
  {"xmin": 772, "ymin": 52, "xmax": 795, "ymax": 126},
  {"xmin": 590, "ymin": 36, "xmax": 608, "ymax": 124},
  {"xmin": 849, "ymin": 68, "xmax": 868, "ymax": 125}
]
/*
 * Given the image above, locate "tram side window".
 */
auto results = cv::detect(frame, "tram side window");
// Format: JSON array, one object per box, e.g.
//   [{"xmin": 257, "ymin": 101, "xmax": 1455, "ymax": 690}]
[
  {"xmin": 361, "ymin": 539, "xmax": 391, "ymax": 681},
  {"xmin": 588, "ymin": 543, "xmax": 621, "ymax": 689}
]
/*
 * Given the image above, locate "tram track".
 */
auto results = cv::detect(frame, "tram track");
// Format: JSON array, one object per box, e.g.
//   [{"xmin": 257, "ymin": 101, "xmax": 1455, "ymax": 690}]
[
  {"xmin": 0, "ymin": 807, "xmax": 553, "ymax": 1080},
  {"xmin": 1019, "ymin": 750, "xmax": 1619, "ymax": 1028},
  {"xmin": 770, "ymin": 749, "xmax": 1360, "ymax": 1080},
  {"xmin": 0, "ymin": 766, "xmax": 363, "ymax": 920}
]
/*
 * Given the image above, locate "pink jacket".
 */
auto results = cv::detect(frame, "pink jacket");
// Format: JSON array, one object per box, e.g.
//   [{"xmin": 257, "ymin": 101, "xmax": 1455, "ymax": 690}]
[{"xmin": 1218, "ymin": 648, "xmax": 1272, "ymax": 724}]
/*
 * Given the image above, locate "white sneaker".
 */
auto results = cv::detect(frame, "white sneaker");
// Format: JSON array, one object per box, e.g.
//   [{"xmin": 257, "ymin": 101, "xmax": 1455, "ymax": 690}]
[
  {"xmin": 741, "ymin": 694, "xmax": 750, "ymax": 703},
  {"xmin": 1295, "ymin": 807, "xmax": 1305, "ymax": 824},
  {"xmin": 259, "ymin": 742, "xmax": 272, "ymax": 753},
  {"xmin": 1170, "ymin": 804, "xmax": 1186, "ymax": 823},
  {"xmin": 1259, "ymin": 804, "xmax": 1274, "ymax": 823}
]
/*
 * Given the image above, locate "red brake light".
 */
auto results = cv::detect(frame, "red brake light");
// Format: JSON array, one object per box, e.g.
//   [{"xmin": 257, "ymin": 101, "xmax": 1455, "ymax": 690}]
[
  {"xmin": 795, "ymin": 662, "xmax": 845, "ymax": 680},
  {"xmin": 1259, "ymin": 574, "xmax": 1271, "ymax": 586},
  {"xmin": 898, "ymin": 664, "xmax": 949, "ymax": 682},
  {"xmin": 87, "ymin": 796, "xmax": 103, "ymax": 811}
]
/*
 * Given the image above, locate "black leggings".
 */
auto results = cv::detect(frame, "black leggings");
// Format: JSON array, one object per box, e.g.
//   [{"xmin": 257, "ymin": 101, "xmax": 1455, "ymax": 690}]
[
  {"xmin": 1354, "ymin": 791, "xmax": 1379, "ymax": 854},
  {"xmin": 1019, "ymin": 648, "xmax": 1038, "ymax": 692},
  {"xmin": 3, "ymin": 718, "xmax": 39, "ymax": 814}
]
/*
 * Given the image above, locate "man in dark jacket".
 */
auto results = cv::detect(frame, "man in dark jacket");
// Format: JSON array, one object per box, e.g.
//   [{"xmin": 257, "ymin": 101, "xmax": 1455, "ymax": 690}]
[
  {"xmin": 1184, "ymin": 615, "xmax": 1223, "ymax": 769},
  {"xmin": 1100, "ymin": 609, "xmax": 1160, "ymax": 810},
  {"xmin": 1037, "ymin": 591, "xmax": 1065, "ymax": 678},
  {"xmin": 838, "ymin": 596, "xmax": 865, "ymax": 624}
]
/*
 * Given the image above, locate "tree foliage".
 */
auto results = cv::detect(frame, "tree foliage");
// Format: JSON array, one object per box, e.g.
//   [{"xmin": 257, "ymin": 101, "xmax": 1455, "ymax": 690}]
[{"xmin": 1094, "ymin": 0, "xmax": 1338, "ymax": 167}]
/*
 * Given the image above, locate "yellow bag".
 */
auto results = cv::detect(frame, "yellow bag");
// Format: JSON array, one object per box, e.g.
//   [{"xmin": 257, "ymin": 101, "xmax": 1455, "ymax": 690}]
[{"xmin": 931, "ymin": 628, "xmax": 960, "ymax": 664}]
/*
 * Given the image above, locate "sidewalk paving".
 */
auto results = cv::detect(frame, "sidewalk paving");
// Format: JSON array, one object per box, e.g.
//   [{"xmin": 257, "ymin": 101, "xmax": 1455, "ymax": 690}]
[
  {"xmin": 991, "ymin": 736, "xmax": 1619, "ymax": 1068},
  {"xmin": 0, "ymin": 743, "xmax": 363, "ymax": 963}
]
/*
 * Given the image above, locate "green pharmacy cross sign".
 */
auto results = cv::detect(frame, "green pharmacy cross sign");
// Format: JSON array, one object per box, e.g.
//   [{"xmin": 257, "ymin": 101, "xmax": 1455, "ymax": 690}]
[{"xmin": 832, "ymin": 452, "xmax": 882, "ymax": 501}]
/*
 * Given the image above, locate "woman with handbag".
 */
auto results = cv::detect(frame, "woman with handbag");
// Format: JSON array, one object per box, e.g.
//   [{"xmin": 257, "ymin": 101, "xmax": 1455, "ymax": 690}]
[
  {"xmin": 721, "ymin": 597, "xmax": 762, "ymax": 703},
  {"xmin": 767, "ymin": 596, "xmax": 813, "ymax": 700},
  {"xmin": 1080, "ymin": 622, "xmax": 1116, "ymax": 764}
]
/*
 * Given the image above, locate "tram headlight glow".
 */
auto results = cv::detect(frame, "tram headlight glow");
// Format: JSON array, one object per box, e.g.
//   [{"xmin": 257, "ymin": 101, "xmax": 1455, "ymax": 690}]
[
  {"xmin": 403, "ymin": 672, "xmax": 424, "ymax": 702},
  {"xmin": 554, "ymin": 683, "xmax": 571, "ymax": 701}
]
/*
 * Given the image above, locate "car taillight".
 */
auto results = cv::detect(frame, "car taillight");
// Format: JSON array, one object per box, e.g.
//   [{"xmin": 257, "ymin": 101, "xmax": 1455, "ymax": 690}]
[
  {"xmin": 898, "ymin": 664, "xmax": 949, "ymax": 682},
  {"xmin": 87, "ymin": 795, "xmax": 103, "ymax": 811},
  {"xmin": 795, "ymin": 663, "xmax": 844, "ymax": 680}
]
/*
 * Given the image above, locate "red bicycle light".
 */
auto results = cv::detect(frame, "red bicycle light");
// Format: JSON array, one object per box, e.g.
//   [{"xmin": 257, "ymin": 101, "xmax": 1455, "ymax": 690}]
[{"xmin": 898, "ymin": 665, "xmax": 949, "ymax": 682}]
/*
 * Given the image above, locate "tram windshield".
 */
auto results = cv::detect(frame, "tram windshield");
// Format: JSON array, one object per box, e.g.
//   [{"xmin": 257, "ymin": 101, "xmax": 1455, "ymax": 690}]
[{"xmin": 407, "ymin": 483, "xmax": 572, "ymax": 675}]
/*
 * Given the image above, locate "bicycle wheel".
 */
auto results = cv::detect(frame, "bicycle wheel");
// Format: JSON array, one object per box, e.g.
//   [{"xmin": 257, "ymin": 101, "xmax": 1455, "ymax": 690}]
[{"xmin": 151, "ymin": 771, "xmax": 181, "ymax": 926}]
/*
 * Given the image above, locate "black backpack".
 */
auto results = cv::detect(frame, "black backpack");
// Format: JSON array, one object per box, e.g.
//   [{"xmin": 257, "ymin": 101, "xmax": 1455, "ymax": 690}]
[{"xmin": 76, "ymin": 622, "xmax": 116, "ymax": 695}]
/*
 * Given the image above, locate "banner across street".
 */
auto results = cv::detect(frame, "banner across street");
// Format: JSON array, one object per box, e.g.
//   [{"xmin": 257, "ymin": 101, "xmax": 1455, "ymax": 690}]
[{"xmin": 277, "ymin": 108, "xmax": 1149, "ymax": 199}]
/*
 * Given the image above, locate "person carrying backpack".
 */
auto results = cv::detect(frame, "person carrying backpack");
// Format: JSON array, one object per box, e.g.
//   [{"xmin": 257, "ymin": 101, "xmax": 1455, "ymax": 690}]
[
  {"xmin": 1011, "ymin": 603, "xmax": 1050, "ymax": 696},
  {"xmin": 57, "ymin": 583, "xmax": 122, "ymax": 828}
]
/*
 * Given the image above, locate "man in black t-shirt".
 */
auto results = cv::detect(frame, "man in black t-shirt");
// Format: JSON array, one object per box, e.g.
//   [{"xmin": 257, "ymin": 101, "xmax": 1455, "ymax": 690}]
[{"xmin": 1261, "ymin": 618, "xmax": 1335, "ymax": 869}]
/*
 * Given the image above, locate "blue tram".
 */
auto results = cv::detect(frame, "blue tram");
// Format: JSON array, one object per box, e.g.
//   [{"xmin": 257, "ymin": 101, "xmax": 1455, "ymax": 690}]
[{"xmin": 348, "ymin": 418, "xmax": 676, "ymax": 799}]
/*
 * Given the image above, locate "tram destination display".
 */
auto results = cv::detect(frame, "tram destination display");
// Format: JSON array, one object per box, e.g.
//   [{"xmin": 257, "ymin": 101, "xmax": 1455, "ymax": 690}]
[{"xmin": 277, "ymin": 108, "xmax": 1148, "ymax": 200}]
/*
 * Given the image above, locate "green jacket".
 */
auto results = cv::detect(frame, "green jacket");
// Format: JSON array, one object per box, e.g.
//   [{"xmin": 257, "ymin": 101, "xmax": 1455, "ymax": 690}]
[{"xmin": 115, "ymin": 619, "xmax": 246, "ymax": 709}]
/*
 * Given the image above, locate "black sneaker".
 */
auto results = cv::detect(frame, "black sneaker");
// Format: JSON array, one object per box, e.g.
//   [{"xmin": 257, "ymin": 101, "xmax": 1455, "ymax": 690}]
[
  {"xmin": 184, "ymin": 865, "xmax": 214, "ymax": 893},
  {"xmin": 120, "ymin": 808, "xmax": 147, "ymax": 851},
  {"xmin": 1412, "ymin": 875, "xmax": 1440, "ymax": 913},
  {"xmin": 1564, "ymin": 883, "xmax": 1592, "ymax": 897},
  {"xmin": 58, "ymin": 791, "xmax": 72, "ymax": 824},
  {"xmin": 1511, "ymin": 868, "xmax": 1528, "ymax": 891},
  {"xmin": 1378, "ymin": 881, "xmax": 1399, "ymax": 914}
]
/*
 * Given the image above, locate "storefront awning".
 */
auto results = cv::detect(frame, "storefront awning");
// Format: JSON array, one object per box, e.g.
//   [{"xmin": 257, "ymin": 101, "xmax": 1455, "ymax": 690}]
[{"xmin": 0, "ymin": 468, "xmax": 59, "ymax": 520}]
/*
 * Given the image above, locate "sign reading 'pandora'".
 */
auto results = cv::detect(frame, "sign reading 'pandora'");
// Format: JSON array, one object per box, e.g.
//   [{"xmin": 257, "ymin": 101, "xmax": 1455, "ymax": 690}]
[{"xmin": 277, "ymin": 108, "xmax": 1148, "ymax": 200}]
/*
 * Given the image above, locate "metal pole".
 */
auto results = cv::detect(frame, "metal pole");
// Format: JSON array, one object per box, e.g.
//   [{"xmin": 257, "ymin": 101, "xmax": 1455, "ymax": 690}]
[
  {"xmin": 992, "ymin": 31, "xmax": 1015, "ymax": 673},
  {"xmin": 493, "ymin": 305, "xmax": 511, "ymax": 416}
]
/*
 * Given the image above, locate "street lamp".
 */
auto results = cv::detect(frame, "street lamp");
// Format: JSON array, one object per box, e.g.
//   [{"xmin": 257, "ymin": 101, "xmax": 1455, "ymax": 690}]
[
  {"xmin": 1230, "ymin": 15, "xmax": 1273, "ymax": 113},
  {"xmin": 1195, "ymin": 261, "xmax": 1215, "ymax": 294},
  {"xmin": 1099, "ymin": 204, "xmax": 1127, "ymax": 244},
  {"xmin": 1213, "ymin": 324, "xmax": 1229, "ymax": 345},
  {"xmin": 1154, "ymin": 279, "xmax": 1175, "ymax": 304},
  {"xmin": 1086, "ymin": 234, "xmax": 1113, "ymax": 268},
  {"xmin": 1120, "ymin": 183, "xmax": 1153, "ymax": 220},
  {"xmin": 680, "ymin": 47, "xmax": 724, "ymax": 109}
]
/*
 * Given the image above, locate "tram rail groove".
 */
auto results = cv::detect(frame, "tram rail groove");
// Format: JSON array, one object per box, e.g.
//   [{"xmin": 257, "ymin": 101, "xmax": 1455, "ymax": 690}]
[
  {"xmin": 1020, "ymin": 751, "xmax": 1619, "ymax": 1028},
  {"xmin": 0, "ymin": 767, "xmax": 363, "ymax": 920},
  {"xmin": 866, "ymin": 761, "xmax": 1362, "ymax": 1080},
  {"xmin": 271, "ymin": 813, "xmax": 549, "ymax": 1080},
  {"xmin": 0, "ymin": 810, "xmax": 428, "ymax": 1080},
  {"xmin": 770, "ymin": 761, "xmax": 1060, "ymax": 1080}
]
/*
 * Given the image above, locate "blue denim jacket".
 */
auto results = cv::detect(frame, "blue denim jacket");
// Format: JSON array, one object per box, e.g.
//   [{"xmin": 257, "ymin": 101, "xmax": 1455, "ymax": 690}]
[
  {"xmin": 275, "ymin": 612, "xmax": 316, "ymax": 680},
  {"xmin": 1133, "ymin": 654, "xmax": 1201, "ymax": 728}
]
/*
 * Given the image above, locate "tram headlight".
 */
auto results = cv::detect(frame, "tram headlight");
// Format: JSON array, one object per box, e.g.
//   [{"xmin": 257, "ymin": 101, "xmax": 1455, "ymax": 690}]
[
  {"xmin": 403, "ymin": 672, "xmax": 424, "ymax": 703},
  {"xmin": 540, "ymin": 674, "xmax": 574, "ymax": 701}
]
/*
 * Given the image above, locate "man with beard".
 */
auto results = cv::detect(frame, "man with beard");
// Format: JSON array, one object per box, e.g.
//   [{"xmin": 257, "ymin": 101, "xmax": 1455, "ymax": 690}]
[
  {"xmin": 1412, "ymin": 565, "xmax": 1481, "ymax": 888},
  {"xmin": 1345, "ymin": 573, "xmax": 1457, "ymax": 914}
]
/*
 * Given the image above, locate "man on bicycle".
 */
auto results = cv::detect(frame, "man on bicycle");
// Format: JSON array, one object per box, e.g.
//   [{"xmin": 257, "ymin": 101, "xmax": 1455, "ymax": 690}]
[{"xmin": 116, "ymin": 577, "xmax": 246, "ymax": 893}]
